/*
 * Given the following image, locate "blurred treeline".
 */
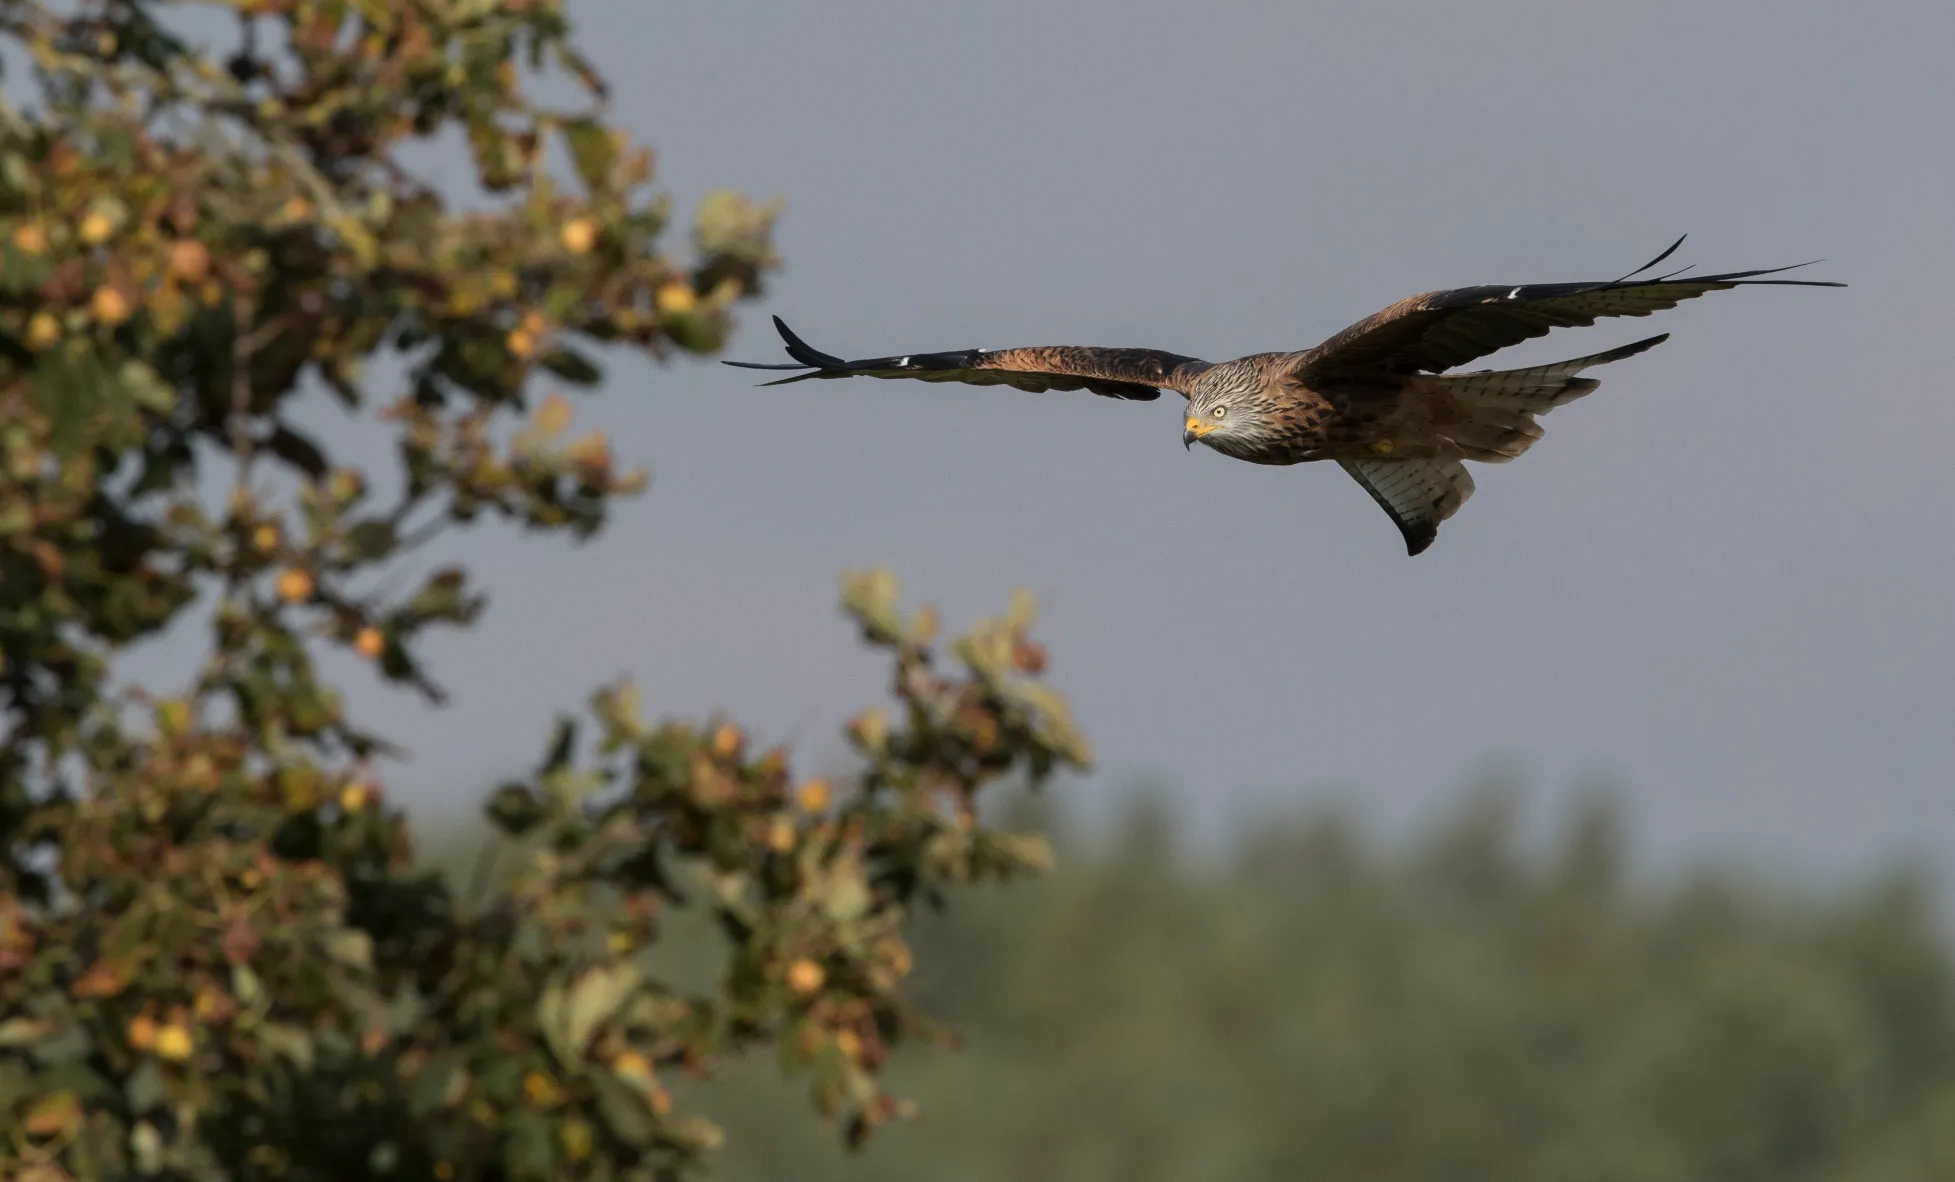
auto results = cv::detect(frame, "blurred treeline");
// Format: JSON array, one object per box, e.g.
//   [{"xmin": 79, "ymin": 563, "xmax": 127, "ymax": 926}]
[{"xmin": 436, "ymin": 786, "xmax": 1955, "ymax": 1182}]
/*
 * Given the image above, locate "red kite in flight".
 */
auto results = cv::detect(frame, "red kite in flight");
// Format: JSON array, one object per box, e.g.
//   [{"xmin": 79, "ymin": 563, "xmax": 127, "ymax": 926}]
[{"xmin": 727, "ymin": 237, "xmax": 1841, "ymax": 554}]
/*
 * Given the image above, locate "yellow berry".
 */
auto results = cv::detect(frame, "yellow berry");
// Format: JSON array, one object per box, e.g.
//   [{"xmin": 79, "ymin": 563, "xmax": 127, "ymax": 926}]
[
  {"xmin": 655, "ymin": 281, "xmax": 696, "ymax": 315},
  {"xmin": 339, "ymin": 782, "xmax": 370, "ymax": 813},
  {"xmin": 835, "ymin": 1029, "xmax": 863, "ymax": 1060},
  {"xmin": 168, "ymin": 239, "xmax": 210, "ymax": 283},
  {"xmin": 126, "ymin": 1014, "xmax": 158, "ymax": 1051},
  {"xmin": 78, "ymin": 210, "xmax": 115, "ymax": 245},
  {"xmin": 354, "ymin": 627, "xmax": 385, "ymax": 659},
  {"xmin": 613, "ymin": 1050, "xmax": 653, "ymax": 1084},
  {"xmin": 281, "ymin": 196, "xmax": 312, "ymax": 222},
  {"xmin": 561, "ymin": 1118, "xmax": 594, "ymax": 1162},
  {"xmin": 797, "ymin": 779, "xmax": 830, "ymax": 813},
  {"xmin": 506, "ymin": 328, "xmax": 535, "ymax": 359},
  {"xmin": 193, "ymin": 986, "xmax": 233, "ymax": 1024},
  {"xmin": 11, "ymin": 223, "xmax": 46, "ymax": 255},
  {"xmin": 25, "ymin": 311, "xmax": 59, "ymax": 350},
  {"xmin": 275, "ymin": 568, "xmax": 314, "ymax": 603},
  {"xmin": 533, "ymin": 391, "xmax": 572, "ymax": 435},
  {"xmin": 523, "ymin": 1071, "xmax": 562, "ymax": 1106},
  {"xmin": 766, "ymin": 818, "xmax": 796, "ymax": 853},
  {"xmin": 710, "ymin": 723, "xmax": 742, "ymax": 759},
  {"xmin": 252, "ymin": 523, "xmax": 281, "ymax": 552},
  {"xmin": 560, "ymin": 217, "xmax": 597, "ymax": 254},
  {"xmin": 154, "ymin": 1023, "xmax": 193, "ymax": 1061},
  {"xmin": 90, "ymin": 286, "xmax": 132, "ymax": 325},
  {"xmin": 786, "ymin": 958, "xmax": 825, "ymax": 996}
]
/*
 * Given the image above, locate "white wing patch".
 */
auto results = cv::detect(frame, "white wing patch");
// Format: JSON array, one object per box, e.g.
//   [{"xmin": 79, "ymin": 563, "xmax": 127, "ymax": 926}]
[{"xmin": 1338, "ymin": 458, "xmax": 1476, "ymax": 556}]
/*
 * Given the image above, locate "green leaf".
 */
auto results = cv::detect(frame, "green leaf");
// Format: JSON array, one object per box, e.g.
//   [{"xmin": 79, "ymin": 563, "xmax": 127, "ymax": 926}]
[
  {"xmin": 563, "ymin": 118, "xmax": 618, "ymax": 194},
  {"xmin": 544, "ymin": 963, "xmax": 642, "ymax": 1066},
  {"xmin": 537, "ymin": 975, "xmax": 570, "ymax": 1063},
  {"xmin": 840, "ymin": 568, "xmax": 903, "ymax": 643},
  {"xmin": 257, "ymin": 1023, "xmax": 315, "ymax": 1071},
  {"xmin": 487, "ymin": 783, "xmax": 544, "ymax": 836},
  {"xmin": 500, "ymin": 1108, "xmax": 560, "ymax": 1181},
  {"xmin": 410, "ymin": 1049, "xmax": 470, "ymax": 1118},
  {"xmin": 325, "ymin": 929, "xmax": 374, "ymax": 970},
  {"xmin": 821, "ymin": 864, "xmax": 872, "ymax": 924},
  {"xmin": 537, "ymin": 345, "xmax": 603, "ymax": 386},
  {"xmin": 118, "ymin": 360, "xmax": 177, "ymax": 414},
  {"xmin": 265, "ymin": 425, "xmax": 329, "ymax": 478},
  {"xmin": 125, "ymin": 1059, "xmax": 167, "ymax": 1114},
  {"xmin": 590, "ymin": 1066, "xmax": 657, "ymax": 1147},
  {"xmin": 0, "ymin": 1017, "xmax": 56, "ymax": 1047},
  {"xmin": 345, "ymin": 519, "xmax": 397, "ymax": 560},
  {"xmin": 538, "ymin": 717, "xmax": 578, "ymax": 775}
]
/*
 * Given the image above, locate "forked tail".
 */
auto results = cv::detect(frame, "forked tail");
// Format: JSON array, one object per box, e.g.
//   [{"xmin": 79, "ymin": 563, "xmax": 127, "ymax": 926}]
[{"xmin": 1422, "ymin": 332, "xmax": 1669, "ymax": 462}]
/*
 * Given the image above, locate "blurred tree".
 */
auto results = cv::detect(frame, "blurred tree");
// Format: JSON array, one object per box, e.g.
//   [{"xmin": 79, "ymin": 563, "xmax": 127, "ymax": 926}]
[
  {"xmin": 697, "ymin": 790, "xmax": 1955, "ymax": 1182},
  {"xmin": 0, "ymin": 2, "xmax": 1087, "ymax": 1179}
]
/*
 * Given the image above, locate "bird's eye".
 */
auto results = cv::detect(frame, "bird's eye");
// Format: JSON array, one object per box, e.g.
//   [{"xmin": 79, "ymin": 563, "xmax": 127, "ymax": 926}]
[{"xmin": 1212, "ymin": 406, "xmax": 1227, "ymax": 418}]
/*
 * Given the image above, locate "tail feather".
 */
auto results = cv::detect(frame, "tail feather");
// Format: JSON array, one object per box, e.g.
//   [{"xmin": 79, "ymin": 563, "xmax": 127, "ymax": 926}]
[
  {"xmin": 1440, "ymin": 332, "xmax": 1669, "ymax": 413},
  {"xmin": 1439, "ymin": 408, "xmax": 1543, "ymax": 464}
]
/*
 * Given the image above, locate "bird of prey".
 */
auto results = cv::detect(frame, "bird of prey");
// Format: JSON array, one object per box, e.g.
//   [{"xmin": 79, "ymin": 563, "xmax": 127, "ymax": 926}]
[{"xmin": 725, "ymin": 237, "xmax": 1842, "ymax": 555}]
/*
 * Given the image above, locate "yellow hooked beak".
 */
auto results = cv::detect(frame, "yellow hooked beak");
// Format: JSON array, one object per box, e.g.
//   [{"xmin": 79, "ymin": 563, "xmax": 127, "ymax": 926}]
[{"xmin": 1184, "ymin": 417, "xmax": 1218, "ymax": 449}]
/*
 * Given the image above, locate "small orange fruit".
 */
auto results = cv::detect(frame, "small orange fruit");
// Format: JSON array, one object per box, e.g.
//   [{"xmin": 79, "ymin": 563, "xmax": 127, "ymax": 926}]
[
  {"xmin": 154, "ymin": 1023, "xmax": 193, "ymax": 1061},
  {"xmin": 126, "ymin": 1014, "xmax": 158, "ymax": 1051},
  {"xmin": 78, "ymin": 210, "xmax": 115, "ymax": 245},
  {"xmin": 786, "ymin": 958, "xmax": 825, "ymax": 996},
  {"xmin": 560, "ymin": 218, "xmax": 597, "ymax": 254},
  {"xmin": 25, "ymin": 311, "xmax": 59, "ymax": 350},
  {"xmin": 655, "ymin": 282, "xmax": 696, "ymax": 315},
  {"xmin": 612, "ymin": 1051, "xmax": 653, "ymax": 1084},
  {"xmin": 275, "ymin": 568, "xmax": 314, "ymax": 603},
  {"xmin": 168, "ymin": 239, "xmax": 210, "ymax": 282},
  {"xmin": 354, "ymin": 627, "xmax": 385, "ymax": 658},
  {"xmin": 797, "ymin": 779, "xmax": 830, "ymax": 813},
  {"xmin": 11, "ymin": 223, "xmax": 47, "ymax": 255},
  {"xmin": 90, "ymin": 285, "xmax": 132, "ymax": 325}
]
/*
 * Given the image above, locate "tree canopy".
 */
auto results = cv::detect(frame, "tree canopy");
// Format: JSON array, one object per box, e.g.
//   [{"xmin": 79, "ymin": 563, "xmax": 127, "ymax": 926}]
[{"xmin": 0, "ymin": 2, "xmax": 1087, "ymax": 1178}]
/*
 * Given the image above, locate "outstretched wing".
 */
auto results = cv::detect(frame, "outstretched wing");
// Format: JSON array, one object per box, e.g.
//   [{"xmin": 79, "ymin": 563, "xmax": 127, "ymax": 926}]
[
  {"xmin": 1338, "ymin": 458, "xmax": 1477, "ymax": 557},
  {"xmin": 725, "ymin": 316, "xmax": 1213, "ymax": 401},
  {"xmin": 1295, "ymin": 236, "xmax": 1844, "ymax": 380}
]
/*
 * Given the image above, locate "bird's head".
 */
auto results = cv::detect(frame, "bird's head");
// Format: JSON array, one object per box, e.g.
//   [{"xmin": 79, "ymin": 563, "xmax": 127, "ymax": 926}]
[{"xmin": 1184, "ymin": 368, "xmax": 1267, "ymax": 455}]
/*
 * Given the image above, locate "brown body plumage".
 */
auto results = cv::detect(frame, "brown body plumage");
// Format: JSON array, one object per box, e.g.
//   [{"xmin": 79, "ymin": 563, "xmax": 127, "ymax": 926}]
[{"xmin": 726, "ymin": 237, "xmax": 1842, "ymax": 555}]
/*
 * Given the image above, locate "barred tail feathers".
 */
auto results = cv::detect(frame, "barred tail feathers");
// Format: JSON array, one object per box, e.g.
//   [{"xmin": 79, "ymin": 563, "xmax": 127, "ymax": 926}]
[{"xmin": 1421, "ymin": 332, "xmax": 1669, "ymax": 462}]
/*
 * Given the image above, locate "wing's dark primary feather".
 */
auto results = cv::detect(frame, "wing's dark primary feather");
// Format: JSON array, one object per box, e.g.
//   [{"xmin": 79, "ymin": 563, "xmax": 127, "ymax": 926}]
[
  {"xmin": 724, "ymin": 316, "xmax": 1213, "ymax": 401},
  {"xmin": 1294, "ymin": 236, "xmax": 1846, "ymax": 379}
]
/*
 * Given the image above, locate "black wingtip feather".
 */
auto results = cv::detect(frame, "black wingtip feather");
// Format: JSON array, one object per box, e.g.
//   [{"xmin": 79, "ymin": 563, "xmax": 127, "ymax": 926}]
[
  {"xmin": 1614, "ymin": 234, "xmax": 1689, "ymax": 284},
  {"xmin": 772, "ymin": 316, "xmax": 849, "ymax": 369}
]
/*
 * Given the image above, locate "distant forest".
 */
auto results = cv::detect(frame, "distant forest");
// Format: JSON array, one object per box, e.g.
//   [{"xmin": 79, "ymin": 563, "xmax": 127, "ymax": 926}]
[{"xmin": 439, "ymin": 788, "xmax": 1955, "ymax": 1182}]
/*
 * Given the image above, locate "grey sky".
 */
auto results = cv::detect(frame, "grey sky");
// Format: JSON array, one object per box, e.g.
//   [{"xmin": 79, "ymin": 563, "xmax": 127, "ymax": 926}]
[{"xmin": 127, "ymin": 1, "xmax": 1955, "ymax": 880}]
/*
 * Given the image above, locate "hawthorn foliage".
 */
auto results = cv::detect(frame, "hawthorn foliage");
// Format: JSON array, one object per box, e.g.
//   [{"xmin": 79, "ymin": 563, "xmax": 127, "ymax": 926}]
[{"xmin": 0, "ymin": 2, "xmax": 1087, "ymax": 1179}]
